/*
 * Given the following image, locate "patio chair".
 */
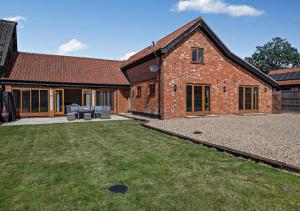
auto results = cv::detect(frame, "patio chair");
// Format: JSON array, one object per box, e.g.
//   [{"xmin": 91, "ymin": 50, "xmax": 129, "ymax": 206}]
[
  {"xmin": 94, "ymin": 106, "xmax": 103, "ymax": 118},
  {"xmin": 66, "ymin": 104, "xmax": 79, "ymax": 121},
  {"xmin": 94, "ymin": 106, "xmax": 111, "ymax": 119}
]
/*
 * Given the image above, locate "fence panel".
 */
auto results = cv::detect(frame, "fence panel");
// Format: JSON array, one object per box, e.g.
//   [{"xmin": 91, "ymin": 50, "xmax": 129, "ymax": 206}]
[{"xmin": 281, "ymin": 90, "xmax": 300, "ymax": 112}]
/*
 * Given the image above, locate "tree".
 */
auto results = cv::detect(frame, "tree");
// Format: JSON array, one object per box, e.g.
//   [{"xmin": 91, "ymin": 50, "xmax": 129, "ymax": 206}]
[{"xmin": 245, "ymin": 37, "xmax": 300, "ymax": 74}]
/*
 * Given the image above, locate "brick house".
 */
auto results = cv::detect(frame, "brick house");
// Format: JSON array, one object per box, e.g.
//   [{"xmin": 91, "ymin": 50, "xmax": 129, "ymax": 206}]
[
  {"xmin": 122, "ymin": 17, "xmax": 278, "ymax": 119},
  {"xmin": 0, "ymin": 17, "xmax": 278, "ymax": 119}
]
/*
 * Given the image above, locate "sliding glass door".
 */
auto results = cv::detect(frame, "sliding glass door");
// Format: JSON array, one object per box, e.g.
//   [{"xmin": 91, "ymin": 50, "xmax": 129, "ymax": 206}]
[
  {"xmin": 95, "ymin": 90, "xmax": 115, "ymax": 112},
  {"xmin": 55, "ymin": 89, "xmax": 64, "ymax": 115},
  {"xmin": 186, "ymin": 85, "xmax": 210, "ymax": 115},
  {"xmin": 12, "ymin": 88, "xmax": 49, "ymax": 115}
]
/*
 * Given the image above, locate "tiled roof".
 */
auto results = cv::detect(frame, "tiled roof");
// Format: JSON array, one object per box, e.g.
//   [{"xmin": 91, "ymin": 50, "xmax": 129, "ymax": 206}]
[
  {"xmin": 269, "ymin": 67, "xmax": 300, "ymax": 75},
  {"xmin": 122, "ymin": 17, "xmax": 202, "ymax": 68},
  {"xmin": 2, "ymin": 52, "xmax": 129, "ymax": 85},
  {"xmin": 269, "ymin": 67, "xmax": 300, "ymax": 85}
]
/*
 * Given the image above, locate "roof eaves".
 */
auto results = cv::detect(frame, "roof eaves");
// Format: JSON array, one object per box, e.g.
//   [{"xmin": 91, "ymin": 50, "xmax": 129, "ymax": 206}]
[
  {"xmin": 200, "ymin": 20, "xmax": 278, "ymax": 87},
  {"xmin": 121, "ymin": 50, "xmax": 161, "ymax": 71},
  {"xmin": 161, "ymin": 20, "xmax": 203, "ymax": 53}
]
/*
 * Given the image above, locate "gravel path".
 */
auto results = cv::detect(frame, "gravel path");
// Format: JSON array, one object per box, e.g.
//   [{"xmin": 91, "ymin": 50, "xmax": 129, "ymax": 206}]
[{"xmin": 147, "ymin": 114, "xmax": 300, "ymax": 167}]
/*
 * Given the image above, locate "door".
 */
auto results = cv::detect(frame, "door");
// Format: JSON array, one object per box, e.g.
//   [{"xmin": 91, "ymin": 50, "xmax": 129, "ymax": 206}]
[
  {"xmin": 186, "ymin": 84, "xmax": 210, "ymax": 115},
  {"xmin": 54, "ymin": 89, "xmax": 64, "ymax": 115}
]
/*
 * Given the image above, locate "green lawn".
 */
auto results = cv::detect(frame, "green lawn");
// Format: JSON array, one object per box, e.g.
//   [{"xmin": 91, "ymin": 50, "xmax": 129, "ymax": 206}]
[{"xmin": 0, "ymin": 120, "xmax": 299, "ymax": 210}]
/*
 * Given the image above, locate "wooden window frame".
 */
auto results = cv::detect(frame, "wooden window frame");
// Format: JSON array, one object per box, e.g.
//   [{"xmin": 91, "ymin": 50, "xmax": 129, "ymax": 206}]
[
  {"xmin": 12, "ymin": 87, "xmax": 50, "ymax": 117},
  {"xmin": 54, "ymin": 89, "xmax": 64, "ymax": 115},
  {"xmin": 238, "ymin": 86, "xmax": 259, "ymax": 112},
  {"xmin": 191, "ymin": 48, "xmax": 203, "ymax": 64},
  {"xmin": 186, "ymin": 84, "xmax": 211, "ymax": 116}
]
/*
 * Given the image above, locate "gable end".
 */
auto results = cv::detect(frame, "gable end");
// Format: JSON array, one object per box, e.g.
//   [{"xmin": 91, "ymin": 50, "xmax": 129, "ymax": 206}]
[{"xmin": 161, "ymin": 19, "xmax": 278, "ymax": 88}]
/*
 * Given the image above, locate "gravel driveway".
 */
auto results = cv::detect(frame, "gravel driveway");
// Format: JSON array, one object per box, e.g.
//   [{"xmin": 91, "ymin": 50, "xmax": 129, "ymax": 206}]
[{"xmin": 147, "ymin": 114, "xmax": 300, "ymax": 167}]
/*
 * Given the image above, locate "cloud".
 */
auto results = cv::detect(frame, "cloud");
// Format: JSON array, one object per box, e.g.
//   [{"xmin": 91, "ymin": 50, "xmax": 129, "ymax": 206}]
[
  {"xmin": 120, "ymin": 51, "xmax": 137, "ymax": 60},
  {"xmin": 4, "ymin": 16, "xmax": 27, "ymax": 27},
  {"xmin": 58, "ymin": 39, "xmax": 88, "ymax": 55},
  {"xmin": 172, "ymin": 0, "xmax": 264, "ymax": 17}
]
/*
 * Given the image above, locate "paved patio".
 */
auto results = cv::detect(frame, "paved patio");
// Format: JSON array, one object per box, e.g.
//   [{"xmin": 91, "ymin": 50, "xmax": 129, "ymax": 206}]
[
  {"xmin": 147, "ymin": 113, "xmax": 300, "ymax": 168},
  {"xmin": 2, "ymin": 115, "xmax": 129, "ymax": 126}
]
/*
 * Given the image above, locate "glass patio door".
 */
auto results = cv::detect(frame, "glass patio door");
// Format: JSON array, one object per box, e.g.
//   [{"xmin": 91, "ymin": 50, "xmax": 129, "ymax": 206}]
[
  {"xmin": 186, "ymin": 85, "xmax": 210, "ymax": 115},
  {"xmin": 55, "ymin": 89, "xmax": 64, "ymax": 115}
]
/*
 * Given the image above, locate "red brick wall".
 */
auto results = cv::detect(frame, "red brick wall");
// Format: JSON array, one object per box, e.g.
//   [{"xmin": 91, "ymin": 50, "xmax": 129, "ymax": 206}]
[
  {"xmin": 125, "ymin": 58, "xmax": 160, "ymax": 115},
  {"xmin": 160, "ymin": 29, "xmax": 273, "ymax": 119},
  {"xmin": 125, "ymin": 58, "xmax": 159, "ymax": 84},
  {"xmin": 130, "ymin": 79, "xmax": 159, "ymax": 115},
  {"xmin": 117, "ymin": 88, "xmax": 129, "ymax": 113}
]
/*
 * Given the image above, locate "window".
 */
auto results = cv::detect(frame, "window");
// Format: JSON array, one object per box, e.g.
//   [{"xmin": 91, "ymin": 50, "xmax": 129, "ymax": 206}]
[
  {"xmin": 22, "ymin": 90, "xmax": 30, "ymax": 113},
  {"xmin": 204, "ymin": 86, "xmax": 210, "ymax": 111},
  {"xmin": 186, "ymin": 86, "xmax": 192, "ymax": 112},
  {"xmin": 31, "ymin": 90, "xmax": 39, "ymax": 112},
  {"xmin": 12, "ymin": 89, "xmax": 49, "ymax": 113},
  {"xmin": 149, "ymin": 84, "xmax": 155, "ymax": 96},
  {"xmin": 253, "ymin": 87, "xmax": 259, "ymax": 110},
  {"xmin": 40, "ymin": 90, "xmax": 49, "ymax": 112},
  {"xmin": 96, "ymin": 90, "xmax": 114, "ymax": 111},
  {"xmin": 239, "ymin": 86, "xmax": 259, "ymax": 111},
  {"xmin": 13, "ymin": 89, "xmax": 20, "ymax": 113},
  {"xmin": 186, "ymin": 85, "xmax": 210, "ymax": 114},
  {"xmin": 191, "ymin": 48, "xmax": 203, "ymax": 64},
  {"xmin": 83, "ymin": 90, "xmax": 91, "ymax": 106},
  {"xmin": 239, "ymin": 87, "xmax": 244, "ymax": 110},
  {"xmin": 137, "ymin": 86, "xmax": 141, "ymax": 98}
]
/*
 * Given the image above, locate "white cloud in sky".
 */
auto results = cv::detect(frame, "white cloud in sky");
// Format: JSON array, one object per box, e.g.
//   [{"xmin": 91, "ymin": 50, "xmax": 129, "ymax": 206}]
[
  {"xmin": 172, "ymin": 0, "xmax": 264, "ymax": 17},
  {"xmin": 120, "ymin": 51, "xmax": 137, "ymax": 60},
  {"xmin": 58, "ymin": 39, "xmax": 88, "ymax": 55},
  {"xmin": 4, "ymin": 16, "xmax": 27, "ymax": 27}
]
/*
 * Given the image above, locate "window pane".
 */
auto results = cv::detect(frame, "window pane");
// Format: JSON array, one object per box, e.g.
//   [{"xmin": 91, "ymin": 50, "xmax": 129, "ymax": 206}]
[
  {"xmin": 96, "ymin": 91, "xmax": 114, "ymax": 111},
  {"xmin": 83, "ymin": 90, "xmax": 90, "ymax": 106},
  {"xmin": 239, "ymin": 87, "xmax": 244, "ymax": 110},
  {"xmin": 205, "ymin": 86, "xmax": 210, "ymax": 111},
  {"xmin": 198, "ymin": 48, "xmax": 203, "ymax": 64},
  {"xmin": 40, "ymin": 90, "xmax": 48, "ymax": 112},
  {"xmin": 192, "ymin": 48, "xmax": 197, "ymax": 62},
  {"xmin": 96, "ymin": 91, "xmax": 103, "ymax": 106},
  {"xmin": 55, "ymin": 90, "xmax": 63, "ymax": 112},
  {"xmin": 194, "ymin": 86, "xmax": 202, "ymax": 112},
  {"xmin": 31, "ymin": 90, "xmax": 39, "ymax": 112},
  {"xmin": 186, "ymin": 86, "xmax": 192, "ymax": 112},
  {"xmin": 22, "ymin": 90, "xmax": 30, "ymax": 113},
  {"xmin": 149, "ymin": 84, "xmax": 155, "ymax": 95},
  {"xmin": 245, "ymin": 87, "xmax": 252, "ymax": 110},
  {"xmin": 103, "ymin": 91, "xmax": 107, "ymax": 105},
  {"xmin": 253, "ymin": 87, "xmax": 259, "ymax": 110},
  {"xmin": 13, "ymin": 90, "xmax": 21, "ymax": 113},
  {"xmin": 109, "ymin": 91, "xmax": 114, "ymax": 110}
]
